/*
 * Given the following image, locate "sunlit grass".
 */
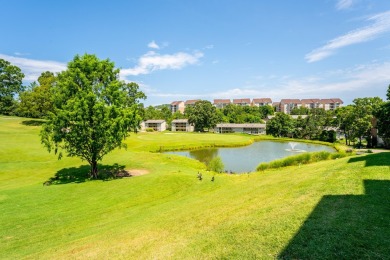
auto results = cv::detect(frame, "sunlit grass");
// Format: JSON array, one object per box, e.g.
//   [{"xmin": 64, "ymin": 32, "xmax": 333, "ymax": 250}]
[{"xmin": 0, "ymin": 116, "xmax": 388, "ymax": 259}]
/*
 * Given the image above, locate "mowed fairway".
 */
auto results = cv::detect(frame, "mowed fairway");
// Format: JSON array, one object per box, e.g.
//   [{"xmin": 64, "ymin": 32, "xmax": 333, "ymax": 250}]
[{"xmin": 0, "ymin": 116, "xmax": 389, "ymax": 259}]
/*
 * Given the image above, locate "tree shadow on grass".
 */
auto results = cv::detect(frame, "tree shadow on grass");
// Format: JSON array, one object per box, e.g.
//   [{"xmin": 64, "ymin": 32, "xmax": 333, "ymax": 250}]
[
  {"xmin": 348, "ymin": 152, "xmax": 390, "ymax": 167},
  {"xmin": 278, "ymin": 180, "xmax": 390, "ymax": 259},
  {"xmin": 21, "ymin": 119, "xmax": 45, "ymax": 126},
  {"xmin": 43, "ymin": 163, "xmax": 130, "ymax": 185}
]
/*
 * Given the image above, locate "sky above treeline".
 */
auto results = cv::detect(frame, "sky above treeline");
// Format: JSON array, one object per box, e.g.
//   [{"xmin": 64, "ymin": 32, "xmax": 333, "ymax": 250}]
[{"xmin": 1, "ymin": 0, "xmax": 390, "ymax": 106}]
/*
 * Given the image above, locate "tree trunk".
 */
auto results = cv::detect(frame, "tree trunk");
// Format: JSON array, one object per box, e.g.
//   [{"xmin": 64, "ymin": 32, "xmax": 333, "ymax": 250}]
[{"xmin": 90, "ymin": 159, "xmax": 98, "ymax": 179}]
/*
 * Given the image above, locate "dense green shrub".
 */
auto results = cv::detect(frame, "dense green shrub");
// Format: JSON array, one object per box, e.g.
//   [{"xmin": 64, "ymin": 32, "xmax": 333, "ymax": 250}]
[
  {"xmin": 207, "ymin": 156, "xmax": 224, "ymax": 173},
  {"xmin": 256, "ymin": 151, "xmax": 350, "ymax": 171},
  {"xmin": 146, "ymin": 128, "xmax": 154, "ymax": 132}
]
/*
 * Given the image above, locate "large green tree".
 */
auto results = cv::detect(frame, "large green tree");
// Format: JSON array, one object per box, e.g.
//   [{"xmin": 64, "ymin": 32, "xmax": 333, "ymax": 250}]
[
  {"xmin": 351, "ymin": 97, "xmax": 383, "ymax": 147},
  {"xmin": 186, "ymin": 100, "xmax": 220, "ymax": 131},
  {"xmin": 41, "ymin": 54, "xmax": 145, "ymax": 179},
  {"xmin": 18, "ymin": 71, "xmax": 56, "ymax": 118},
  {"xmin": 0, "ymin": 59, "xmax": 24, "ymax": 115},
  {"xmin": 376, "ymin": 85, "xmax": 390, "ymax": 147},
  {"xmin": 266, "ymin": 113, "xmax": 294, "ymax": 137}
]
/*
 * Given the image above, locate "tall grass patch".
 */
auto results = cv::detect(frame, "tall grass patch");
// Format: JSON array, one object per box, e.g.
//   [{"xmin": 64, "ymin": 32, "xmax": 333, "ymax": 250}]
[{"xmin": 256, "ymin": 151, "xmax": 349, "ymax": 171}]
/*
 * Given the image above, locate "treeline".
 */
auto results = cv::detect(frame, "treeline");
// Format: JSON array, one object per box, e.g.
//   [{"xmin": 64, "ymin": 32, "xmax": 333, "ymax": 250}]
[{"xmin": 1, "ymin": 57, "xmax": 390, "ymax": 148}]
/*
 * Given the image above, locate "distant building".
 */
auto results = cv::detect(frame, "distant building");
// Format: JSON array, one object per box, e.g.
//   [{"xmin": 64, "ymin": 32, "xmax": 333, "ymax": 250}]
[
  {"xmin": 252, "ymin": 98, "xmax": 273, "ymax": 107},
  {"xmin": 279, "ymin": 99, "xmax": 302, "ymax": 114},
  {"xmin": 320, "ymin": 98, "xmax": 343, "ymax": 110},
  {"xmin": 301, "ymin": 99, "xmax": 321, "ymax": 109},
  {"xmin": 171, "ymin": 119, "xmax": 194, "ymax": 132},
  {"xmin": 215, "ymin": 123, "xmax": 266, "ymax": 135},
  {"xmin": 233, "ymin": 98, "xmax": 251, "ymax": 106},
  {"xmin": 213, "ymin": 99, "xmax": 231, "ymax": 109},
  {"xmin": 142, "ymin": 120, "xmax": 167, "ymax": 132},
  {"xmin": 170, "ymin": 101, "xmax": 185, "ymax": 114},
  {"xmin": 272, "ymin": 102, "xmax": 281, "ymax": 112},
  {"xmin": 184, "ymin": 100, "xmax": 200, "ymax": 107}
]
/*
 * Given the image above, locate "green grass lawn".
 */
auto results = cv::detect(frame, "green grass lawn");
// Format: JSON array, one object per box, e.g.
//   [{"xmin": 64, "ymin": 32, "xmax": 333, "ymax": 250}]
[{"xmin": 0, "ymin": 116, "xmax": 389, "ymax": 259}]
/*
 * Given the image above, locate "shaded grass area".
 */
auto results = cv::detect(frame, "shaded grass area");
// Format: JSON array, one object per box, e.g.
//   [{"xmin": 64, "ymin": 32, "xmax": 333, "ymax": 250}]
[
  {"xmin": 0, "ymin": 116, "xmax": 389, "ymax": 259},
  {"xmin": 279, "ymin": 180, "xmax": 390, "ymax": 259}
]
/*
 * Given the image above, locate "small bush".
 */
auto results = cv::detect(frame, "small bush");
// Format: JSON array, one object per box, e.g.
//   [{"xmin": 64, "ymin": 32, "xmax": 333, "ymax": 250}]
[
  {"xmin": 146, "ymin": 128, "xmax": 154, "ymax": 132},
  {"xmin": 257, "ymin": 163, "xmax": 269, "ymax": 171},
  {"xmin": 367, "ymin": 149, "xmax": 373, "ymax": 153},
  {"xmin": 311, "ymin": 151, "xmax": 331, "ymax": 162},
  {"xmin": 208, "ymin": 156, "xmax": 224, "ymax": 173}
]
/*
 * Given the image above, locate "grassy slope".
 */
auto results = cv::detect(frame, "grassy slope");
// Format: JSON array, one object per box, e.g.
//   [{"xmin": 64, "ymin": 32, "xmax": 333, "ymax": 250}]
[{"xmin": 0, "ymin": 116, "xmax": 389, "ymax": 259}]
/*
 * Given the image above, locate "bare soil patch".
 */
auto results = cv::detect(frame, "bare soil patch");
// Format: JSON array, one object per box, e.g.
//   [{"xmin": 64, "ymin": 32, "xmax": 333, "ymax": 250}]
[{"xmin": 122, "ymin": 169, "xmax": 150, "ymax": 177}]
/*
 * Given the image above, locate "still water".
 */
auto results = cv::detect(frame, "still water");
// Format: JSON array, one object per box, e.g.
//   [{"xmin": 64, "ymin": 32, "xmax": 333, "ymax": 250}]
[{"xmin": 165, "ymin": 141, "xmax": 335, "ymax": 173}]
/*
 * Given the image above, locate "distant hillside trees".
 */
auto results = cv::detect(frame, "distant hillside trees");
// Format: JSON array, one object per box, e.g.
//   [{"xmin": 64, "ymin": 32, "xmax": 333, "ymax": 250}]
[
  {"xmin": 375, "ymin": 85, "xmax": 390, "ymax": 148},
  {"xmin": 17, "ymin": 71, "xmax": 56, "ymax": 118},
  {"xmin": 0, "ymin": 59, "xmax": 24, "ymax": 115}
]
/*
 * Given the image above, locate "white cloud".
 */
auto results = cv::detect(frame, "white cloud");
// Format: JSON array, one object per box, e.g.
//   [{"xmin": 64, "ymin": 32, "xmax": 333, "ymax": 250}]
[
  {"xmin": 147, "ymin": 41, "xmax": 160, "ymax": 49},
  {"xmin": 0, "ymin": 53, "xmax": 66, "ymax": 81},
  {"xmin": 120, "ymin": 51, "xmax": 204, "ymax": 77},
  {"xmin": 336, "ymin": 0, "xmax": 354, "ymax": 10},
  {"xmin": 305, "ymin": 10, "xmax": 390, "ymax": 63},
  {"xmin": 14, "ymin": 52, "xmax": 30, "ymax": 56},
  {"xmin": 204, "ymin": 45, "xmax": 214, "ymax": 49},
  {"xmin": 147, "ymin": 62, "xmax": 390, "ymax": 104}
]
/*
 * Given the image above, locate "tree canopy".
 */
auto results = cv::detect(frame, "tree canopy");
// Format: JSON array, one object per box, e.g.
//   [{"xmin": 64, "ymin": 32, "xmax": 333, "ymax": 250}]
[
  {"xmin": 266, "ymin": 113, "xmax": 294, "ymax": 137},
  {"xmin": 0, "ymin": 59, "xmax": 24, "ymax": 115},
  {"xmin": 186, "ymin": 100, "xmax": 220, "ymax": 132},
  {"xmin": 18, "ymin": 71, "xmax": 56, "ymax": 118},
  {"xmin": 41, "ymin": 54, "xmax": 145, "ymax": 179}
]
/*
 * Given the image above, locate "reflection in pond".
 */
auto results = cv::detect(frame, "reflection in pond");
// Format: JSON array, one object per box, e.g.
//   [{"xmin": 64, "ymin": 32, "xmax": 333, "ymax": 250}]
[
  {"xmin": 189, "ymin": 149, "xmax": 218, "ymax": 166},
  {"xmin": 166, "ymin": 141, "xmax": 335, "ymax": 173}
]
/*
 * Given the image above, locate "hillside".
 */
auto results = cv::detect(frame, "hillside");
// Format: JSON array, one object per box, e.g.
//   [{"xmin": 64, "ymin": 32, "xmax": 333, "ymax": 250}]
[{"xmin": 0, "ymin": 116, "xmax": 389, "ymax": 259}]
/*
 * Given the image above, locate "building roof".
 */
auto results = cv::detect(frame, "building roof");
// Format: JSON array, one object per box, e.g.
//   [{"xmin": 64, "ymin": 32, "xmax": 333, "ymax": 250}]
[
  {"xmin": 272, "ymin": 102, "xmax": 280, "ymax": 106},
  {"xmin": 144, "ymin": 120, "xmax": 166, "ymax": 123},
  {"xmin": 253, "ymin": 98, "xmax": 272, "ymax": 103},
  {"xmin": 329, "ymin": 98, "xmax": 343, "ymax": 103},
  {"xmin": 301, "ymin": 99, "xmax": 321, "ymax": 104},
  {"xmin": 233, "ymin": 98, "xmax": 251, "ymax": 104},
  {"xmin": 216, "ymin": 123, "xmax": 266, "ymax": 128},
  {"xmin": 171, "ymin": 119, "xmax": 189, "ymax": 123},
  {"xmin": 184, "ymin": 99, "xmax": 200, "ymax": 105},
  {"xmin": 320, "ymin": 98, "xmax": 344, "ymax": 104},
  {"xmin": 171, "ymin": 101, "xmax": 184, "ymax": 106},
  {"xmin": 280, "ymin": 99, "xmax": 301, "ymax": 104},
  {"xmin": 213, "ymin": 99, "xmax": 231, "ymax": 104}
]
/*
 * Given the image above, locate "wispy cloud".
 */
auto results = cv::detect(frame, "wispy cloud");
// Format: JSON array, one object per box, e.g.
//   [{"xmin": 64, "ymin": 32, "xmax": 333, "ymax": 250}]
[
  {"xmin": 0, "ymin": 53, "xmax": 66, "ymax": 81},
  {"xmin": 336, "ymin": 0, "xmax": 354, "ymax": 10},
  {"xmin": 120, "ymin": 51, "xmax": 204, "ymax": 77},
  {"xmin": 147, "ymin": 41, "xmax": 160, "ymax": 49},
  {"xmin": 14, "ymin": 52, "xmax": 30, "ymax": 56},
  {"xmin": 305, "ymin": 10, "xmax": 390, "ymax": 63},
  {"xmin": 147, "ymin": 62, "xmax": 390, "ymax": 104}
]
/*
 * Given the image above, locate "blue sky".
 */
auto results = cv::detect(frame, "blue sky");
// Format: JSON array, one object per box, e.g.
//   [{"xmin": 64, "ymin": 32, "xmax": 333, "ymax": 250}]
[{"xmin": 1, "ymin": 0, "xmax": 390, "ymax": 106}]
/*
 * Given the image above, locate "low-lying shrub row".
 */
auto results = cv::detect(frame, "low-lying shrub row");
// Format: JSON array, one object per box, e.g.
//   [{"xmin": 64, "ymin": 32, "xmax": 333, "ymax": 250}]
[{"xmin": 256, "ymin": 151, "xmax": 349, "ymax": 171}]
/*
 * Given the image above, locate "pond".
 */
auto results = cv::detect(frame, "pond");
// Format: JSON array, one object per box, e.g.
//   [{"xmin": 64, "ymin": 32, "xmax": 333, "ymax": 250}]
[{"xmin": 165, "ymin": 141, "xmax": 335, "ymax": 173}]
